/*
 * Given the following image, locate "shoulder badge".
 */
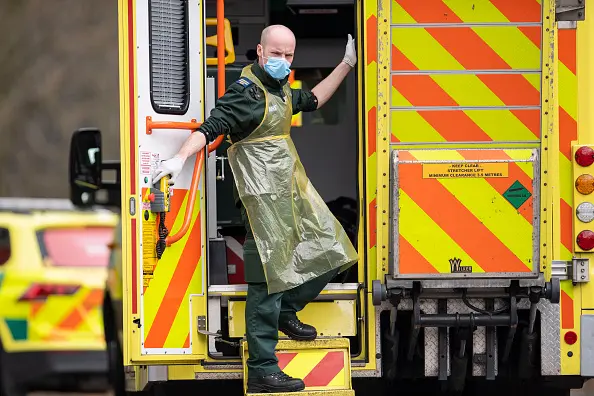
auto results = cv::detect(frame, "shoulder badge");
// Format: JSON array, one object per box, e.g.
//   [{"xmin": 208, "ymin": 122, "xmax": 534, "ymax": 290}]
[{"xmin": 236, "ymin": 77, "xmax": 254, "ymax": 88}]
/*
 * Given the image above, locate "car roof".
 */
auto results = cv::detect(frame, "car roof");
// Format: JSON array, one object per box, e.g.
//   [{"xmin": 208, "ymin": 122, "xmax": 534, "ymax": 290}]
[{"xmin": 0, "ymin": 198, "xmax": 119, "ymax": 227}]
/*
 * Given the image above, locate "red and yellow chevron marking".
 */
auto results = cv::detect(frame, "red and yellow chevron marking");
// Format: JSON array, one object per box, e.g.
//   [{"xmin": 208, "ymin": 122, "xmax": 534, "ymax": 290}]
[
  {"xmin": 557, "ymin": 27, "xmax": 578, "ymax": 374},
  {"xmin": 142, "ymin": 187, "xmax": 203, "ymax": 350},
  {"xmin": 364, "ymin": 0, "xmax": 378, "ymax": 276},
  {"xmin": 29, "ymin": 288, "xmax": 104, "ymax": 341},
  {"xmin": 276, "ymin": 350, "xmax": 348, "ymax": 389},
  {"xmin": 558, "ymin": 29, "xmax": 577, "ymax": 261},
  {"xmin": 390, "ymin": 0, "xmax": 543, "ymax": 143},
  {"xmin": 396, "ymin": 149, "xmax": 535, "ymax": 275}
]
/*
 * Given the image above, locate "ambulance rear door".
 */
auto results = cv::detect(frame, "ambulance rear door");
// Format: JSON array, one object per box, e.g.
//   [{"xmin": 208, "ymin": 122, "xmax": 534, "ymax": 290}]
[{"xmin": 119, "ymin": 0, "xmax": 209, "ymax": 364}]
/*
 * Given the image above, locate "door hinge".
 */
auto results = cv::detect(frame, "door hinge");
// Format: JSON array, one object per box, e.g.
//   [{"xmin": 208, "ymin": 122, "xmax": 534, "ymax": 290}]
[
  {"xmin": 551, "ymin": 258, "xmax": 590, "ymax": 283},
  {"xmin": 556, "ymin": 0, "xmax": 585, "ymax": 21},
  {"xmin": 196, "ymin": 315, "xmax": 219, "ymax": 336}
]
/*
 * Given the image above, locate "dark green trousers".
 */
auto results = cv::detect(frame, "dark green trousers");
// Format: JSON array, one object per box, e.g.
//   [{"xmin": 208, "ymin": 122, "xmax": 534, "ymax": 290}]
[
  {"xmin": 241, "ymin": 207, "xmax": 338, "ymax": 377},
  {"xmin": 244, "ymin": 262, "xmax": 339, "ymax": 377}
]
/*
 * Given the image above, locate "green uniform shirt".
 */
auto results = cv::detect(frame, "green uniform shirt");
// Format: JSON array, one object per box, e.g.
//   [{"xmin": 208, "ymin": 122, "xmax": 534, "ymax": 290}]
[{"xmin": 198, "ymin": 61, "xmax": 319, "ymax": 207}]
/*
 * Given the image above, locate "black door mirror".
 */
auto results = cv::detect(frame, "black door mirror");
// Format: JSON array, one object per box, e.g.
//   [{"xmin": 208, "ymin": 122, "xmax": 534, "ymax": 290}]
[{"xmin": 69, "ymin": 128, "xmax": 102, "ymax": 206}]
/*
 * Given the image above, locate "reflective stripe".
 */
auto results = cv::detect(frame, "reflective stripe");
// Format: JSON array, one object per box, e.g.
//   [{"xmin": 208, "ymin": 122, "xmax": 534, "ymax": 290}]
[
  {"xmin": 397, "ymin": 149, "xmax": 534, "ymax": 275},
  {"xmin": 143, "ymin": 188, "xmax": 202, "ymax": 350},
  {"xmin": 558, "ymin": 29, "xmax": 578, "ymax": 259}
]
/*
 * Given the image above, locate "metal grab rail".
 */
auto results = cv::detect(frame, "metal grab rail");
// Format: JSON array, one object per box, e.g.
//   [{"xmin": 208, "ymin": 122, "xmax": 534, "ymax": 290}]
[
  {"xmin": 144, "ymin": 116, "xmax": 204, "ymax": 246},
  {"xmin": 167, "ymin": 148, "xmax": 205, "ymax": 246},
  {"xmin": 145, "ymin": 117, "xmax": 201, "ymax": 135}
]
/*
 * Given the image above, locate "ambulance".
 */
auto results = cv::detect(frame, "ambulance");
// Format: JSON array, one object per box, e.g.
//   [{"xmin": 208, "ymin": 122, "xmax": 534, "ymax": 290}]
[{"xmin": 67, "ymin": 0, "xmax": 594, "ymax": 394}]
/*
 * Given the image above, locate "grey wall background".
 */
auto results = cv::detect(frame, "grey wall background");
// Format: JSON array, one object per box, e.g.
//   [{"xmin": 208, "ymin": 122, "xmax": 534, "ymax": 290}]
[
  {"xmin": 0, "ymin": 0, "xmax": 357, "ymax": 203},
  {"xmin": 0, "ymin": 0, "xmax": 120, "ymax": 198}
]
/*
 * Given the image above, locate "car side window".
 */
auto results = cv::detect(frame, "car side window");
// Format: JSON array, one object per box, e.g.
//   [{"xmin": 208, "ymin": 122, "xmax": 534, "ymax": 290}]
[{"xmin": 0, "ymin": 227, "xmax": 10, "ymax": 265}]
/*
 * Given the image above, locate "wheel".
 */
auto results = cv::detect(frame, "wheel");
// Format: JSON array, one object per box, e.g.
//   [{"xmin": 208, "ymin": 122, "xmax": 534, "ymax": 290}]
[
  {"xmin": 106, "ymin": 337, "xmax": 126, "ymax": 396},
  {"xmin": 102, "ymin": 292, "xmax": 126, "ymax": 396},
  {"xmin": 0, "ymin": 341, "xmax": 26, "ymax": 396}
]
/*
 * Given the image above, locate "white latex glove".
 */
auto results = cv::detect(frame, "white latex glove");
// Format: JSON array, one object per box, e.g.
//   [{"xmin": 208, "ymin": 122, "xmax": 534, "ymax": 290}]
[
  {"xmin": 342, "ymin": 34, "xmax": 357, "ymax": 68},
  {"xmin": 152, "ymin": 155, "xmax": 185, "ymax": 185}
]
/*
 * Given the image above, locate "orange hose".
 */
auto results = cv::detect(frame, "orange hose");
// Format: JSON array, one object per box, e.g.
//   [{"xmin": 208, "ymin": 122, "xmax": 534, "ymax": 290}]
[{"xmin": 165, "ymin": 148, "xmax": 205, "ymax": 246}]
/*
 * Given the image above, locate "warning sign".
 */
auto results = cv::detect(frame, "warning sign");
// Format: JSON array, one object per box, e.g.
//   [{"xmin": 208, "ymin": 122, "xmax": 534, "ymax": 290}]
[
  {"xmin": 142, "ymin": 217, "xmax": 157, "ymax": 290},
  {"xmin": 139, "ymin": 151, "xmax": 160, "ymax": 176},
  {"xmin": 503, "ymin": 180, "xmax": 531, "ymax": 209},
  {"xmin": 422, "ymin": 162, "xmax": 509, "ymax": 179}
]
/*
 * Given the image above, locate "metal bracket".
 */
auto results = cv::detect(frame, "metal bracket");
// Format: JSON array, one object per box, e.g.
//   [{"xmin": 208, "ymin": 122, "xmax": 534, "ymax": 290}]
[
  {"xmin": 556, "ymin": 0, "xmax": 585, "ymax": 21},
  {"xmin": 196, "ymin": 316, "xmax": 241, "ymax": 348},
  {"xmin": 551, "ymin": 258, "xmax": 590, "ymax": 283},
  {"xmin": 196, "ymin": 315, "xmax": 219, "ymax": 336},
  {"xmin": 573, "ymin": 258, "xmax": 590, "ymax": 283},
  {"xmin": 551, "ymin": 260, "xmax": 570, "ymax": 280},
  {"xmin": 558, "ymin": 20, "xmax": 578, "ymax": 29}
]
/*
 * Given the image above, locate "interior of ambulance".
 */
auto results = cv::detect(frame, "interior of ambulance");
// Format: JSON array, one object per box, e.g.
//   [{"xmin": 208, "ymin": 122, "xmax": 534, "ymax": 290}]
[
  {"xmin": 203, "ymin": 1, "xmax": 363, "ymax": 360},
  {"xmin": 68, "ymin": 0, "xmax": 366, "ymax": 362}
]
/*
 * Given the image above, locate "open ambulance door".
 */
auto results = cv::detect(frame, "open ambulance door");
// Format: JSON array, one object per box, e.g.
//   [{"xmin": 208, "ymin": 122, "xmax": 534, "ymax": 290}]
[{"xmin": 120, "ymin": 0, "xmax": 213, "ymax": 364}]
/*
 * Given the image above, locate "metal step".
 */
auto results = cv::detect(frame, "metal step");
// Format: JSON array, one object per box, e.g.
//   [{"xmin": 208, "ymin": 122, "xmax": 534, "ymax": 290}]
[
  {"xmin": 246, "ymin": 391, "xmax": 354, "ymax": 396},
  {"xmin": 242, "ymin": 338, "xmax": 353, "ymax": 395}
]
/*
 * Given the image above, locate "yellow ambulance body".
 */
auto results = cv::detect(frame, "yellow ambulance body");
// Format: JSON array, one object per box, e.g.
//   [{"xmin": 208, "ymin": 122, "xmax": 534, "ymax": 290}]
[{"xmin": 67, "ymin": 0, "xmax": 594, "ymax": 394}]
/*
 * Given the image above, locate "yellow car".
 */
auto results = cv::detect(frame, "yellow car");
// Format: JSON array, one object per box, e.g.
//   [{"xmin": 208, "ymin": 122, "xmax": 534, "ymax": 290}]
[{"xmin": 0, "ymin": 198, "xmax": 118, "ymax": 396}]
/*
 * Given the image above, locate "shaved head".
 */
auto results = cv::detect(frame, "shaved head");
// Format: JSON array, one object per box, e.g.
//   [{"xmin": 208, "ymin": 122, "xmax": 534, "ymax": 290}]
[
  {"xmin": 257, "ymin": 24, "xmax": 296, "ymax": 70},
  {"xmin": 260, "ymin": 25, "xmax": 295, "ymax": 46}
]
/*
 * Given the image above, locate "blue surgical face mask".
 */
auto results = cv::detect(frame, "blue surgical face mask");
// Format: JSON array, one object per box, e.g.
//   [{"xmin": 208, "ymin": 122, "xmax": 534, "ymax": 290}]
[{"xmin": 263, "ymin": 56, "xmax": 291, "ymax": 80}]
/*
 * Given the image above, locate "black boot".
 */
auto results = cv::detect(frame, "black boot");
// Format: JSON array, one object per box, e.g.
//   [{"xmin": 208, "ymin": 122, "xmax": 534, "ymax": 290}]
[
  {"xmin": 279, "ymin": 317, "xmax": 317, "ymax": 341},
  {"xmin": 247, "ymin": 371, "xmax": 305, "ymax": 393}
]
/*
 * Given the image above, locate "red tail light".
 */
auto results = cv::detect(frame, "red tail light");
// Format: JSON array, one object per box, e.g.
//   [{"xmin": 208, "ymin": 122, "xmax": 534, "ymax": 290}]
[
  {"xmin": 18, "ymin": 284, "xmax": 80, "ymax": 301},
  {"xmin": 575, "ymin": 146, "xmax": 594, "ymax": 167},
  {"xmin": 577, "ymin": 230, "xmax": 594, "ymax": 251},
  {"xmin": 564, "ymin": 331, "xmax": 578, "ymax": 345}
]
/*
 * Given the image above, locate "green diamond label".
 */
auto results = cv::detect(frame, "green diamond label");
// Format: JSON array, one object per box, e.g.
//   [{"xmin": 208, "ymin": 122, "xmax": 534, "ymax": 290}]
[{"xmin": 503, "ymin": 180, "xmax": 531, "ymax": 210}]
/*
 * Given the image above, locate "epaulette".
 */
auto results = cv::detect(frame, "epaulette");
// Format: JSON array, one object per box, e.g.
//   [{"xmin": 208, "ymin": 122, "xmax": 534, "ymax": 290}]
[{"xmin": 233, "ymin": 77, "xmax": 254, "ymax": 91}]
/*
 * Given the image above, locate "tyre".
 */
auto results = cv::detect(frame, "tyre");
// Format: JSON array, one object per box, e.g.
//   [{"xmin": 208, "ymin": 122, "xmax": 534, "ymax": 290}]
[
  {"xmin": 102, "ymin": 291, "xmax": 126, "ymax": 396},
  {"xmin": 0, "ymin": 341, "xmax": 25, "ymax": 396}
]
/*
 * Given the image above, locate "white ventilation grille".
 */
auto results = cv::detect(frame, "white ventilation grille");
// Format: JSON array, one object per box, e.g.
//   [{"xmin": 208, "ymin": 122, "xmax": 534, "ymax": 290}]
[{"xmin": 149, "ymin": 0, "xmax": 189, "ymax": 113}]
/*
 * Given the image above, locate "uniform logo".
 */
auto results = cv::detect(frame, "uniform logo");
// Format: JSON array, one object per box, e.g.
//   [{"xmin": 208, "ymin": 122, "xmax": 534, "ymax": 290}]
[
  {"xmin": 268, "ymin": 104, "xmax": 278, "ymax": 113},
  {"xmin": 449, "ymin": 257, "xmax": 472, "ymax": 273}
]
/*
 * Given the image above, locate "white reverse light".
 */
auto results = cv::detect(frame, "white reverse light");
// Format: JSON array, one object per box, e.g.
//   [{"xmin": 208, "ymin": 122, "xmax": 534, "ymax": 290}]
[{"xmin": 576, "ymin": 202, "xmax": 594, "ymax": 223}]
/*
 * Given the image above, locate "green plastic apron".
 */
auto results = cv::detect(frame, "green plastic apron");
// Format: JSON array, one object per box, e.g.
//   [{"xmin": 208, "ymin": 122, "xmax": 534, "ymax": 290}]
[{"xmin": 227, "ymin": 66, "xmax": 358, "ymax": 294}]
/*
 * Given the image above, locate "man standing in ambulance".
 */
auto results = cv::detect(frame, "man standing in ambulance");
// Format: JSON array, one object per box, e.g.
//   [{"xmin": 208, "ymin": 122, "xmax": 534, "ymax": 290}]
[{"xmin": 153, "ymin": 25, "xmax": 358, "ymax": 393}]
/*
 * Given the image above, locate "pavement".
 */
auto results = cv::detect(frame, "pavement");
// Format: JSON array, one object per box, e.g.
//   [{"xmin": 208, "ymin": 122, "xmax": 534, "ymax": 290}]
[
  {"xmin": 26, "ymin": 379, "xmax": 594, "ymax": 395},
  {"xmin": 572, "ymin": 380, "xmax": 594, "ymax": 396},
  {"xmin": 28, "ymin": 394, "xmax": 110, "ymax": 396},
  {"xmin": 27, "ymin": 380, "xmax": 594, "ymax": 396}
]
